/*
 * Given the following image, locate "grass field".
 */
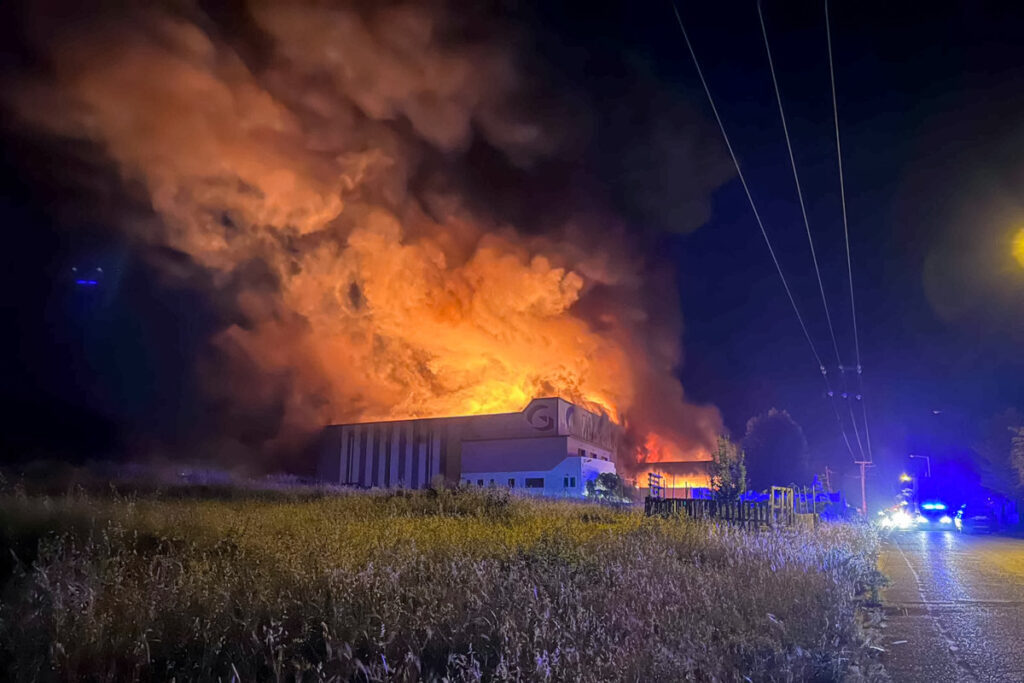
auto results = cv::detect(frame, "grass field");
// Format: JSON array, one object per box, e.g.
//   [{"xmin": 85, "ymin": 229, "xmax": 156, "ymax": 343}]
[{"xmin": 0, "ymin": 483, "xmax": 886, "ymax": 681}]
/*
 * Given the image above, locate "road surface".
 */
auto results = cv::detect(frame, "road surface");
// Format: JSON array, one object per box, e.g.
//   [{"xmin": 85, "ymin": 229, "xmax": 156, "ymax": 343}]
[{"xmin": 879, "ymin": 531, "xmax": 1024, "ymax": 682}]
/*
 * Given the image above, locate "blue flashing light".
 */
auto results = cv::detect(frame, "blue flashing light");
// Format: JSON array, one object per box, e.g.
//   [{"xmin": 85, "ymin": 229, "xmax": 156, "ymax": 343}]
[
  {"xmin": 76, "ymin": 279, "xmax": 99, "ymax": 286},
  {"xmin": 921, "ymin": 502, "xmax": 946, "ymax": 510}
]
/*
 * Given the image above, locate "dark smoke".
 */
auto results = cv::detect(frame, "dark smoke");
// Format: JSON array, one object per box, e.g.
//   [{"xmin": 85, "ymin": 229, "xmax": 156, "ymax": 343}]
[{"xmin": 2, "ymin": 0, "xmax": 732, "ymax": 471}]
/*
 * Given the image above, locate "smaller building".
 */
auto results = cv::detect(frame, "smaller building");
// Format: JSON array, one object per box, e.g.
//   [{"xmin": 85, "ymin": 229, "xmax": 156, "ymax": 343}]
[
  {"xmin": 460, "ymin": 445, "xmax": 615, "ymax": 498},
  {"xmin": 636, "ymin": 460, "xmax": 713, "ymax": 498}
]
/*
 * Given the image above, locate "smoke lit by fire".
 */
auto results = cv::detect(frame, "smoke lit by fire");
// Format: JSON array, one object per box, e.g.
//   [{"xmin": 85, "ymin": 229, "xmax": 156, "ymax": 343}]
[{"xmin": 7, "ymin": 1, "xmax": 723, "ymax": 469}]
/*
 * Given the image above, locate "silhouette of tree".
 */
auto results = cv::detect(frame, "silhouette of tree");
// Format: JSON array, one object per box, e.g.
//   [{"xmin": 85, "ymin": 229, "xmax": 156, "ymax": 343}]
[
  {"xmin": 973, "ymin": 408, "xmax": 1024, "ymax": 496},
  {"xmin": 742, "ymin": 408, "xmax": 808, "ymax": 490},
  {"xmin": 710, "ymin": 436, "xmax": 746, "ymax": 502}
]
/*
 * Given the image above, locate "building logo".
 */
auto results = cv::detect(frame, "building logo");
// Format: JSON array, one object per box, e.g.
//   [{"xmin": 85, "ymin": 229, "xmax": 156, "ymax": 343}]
[
  {"xmin": 566, "ymin": 404, "xmax": 616, "ymax": 450},
  {"xmin": 525, "ymin": 403, "xmax": 555, "ymax": 431}
]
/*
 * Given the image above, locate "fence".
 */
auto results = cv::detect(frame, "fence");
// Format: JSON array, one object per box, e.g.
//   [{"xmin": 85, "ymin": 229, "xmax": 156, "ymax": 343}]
[{"xmin": 644, "ymin": 486, "xmax": 800, "ymax": 528}]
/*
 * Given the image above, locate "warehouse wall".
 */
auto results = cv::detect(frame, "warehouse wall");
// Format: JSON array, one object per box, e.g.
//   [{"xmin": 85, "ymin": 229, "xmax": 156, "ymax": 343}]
[{"xmin": 319, "ymin": 419, "xmax": 450, "ymax": 488}]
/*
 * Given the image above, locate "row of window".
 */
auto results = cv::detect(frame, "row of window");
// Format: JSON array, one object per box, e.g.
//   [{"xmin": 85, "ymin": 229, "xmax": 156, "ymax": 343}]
[
  {"xmin": 463, "ymin": 476, "xmax": 578, "ymax": 489},
  {"xmin": 577, "ymin": 448, "xmax": 610, "ymax": 462}
]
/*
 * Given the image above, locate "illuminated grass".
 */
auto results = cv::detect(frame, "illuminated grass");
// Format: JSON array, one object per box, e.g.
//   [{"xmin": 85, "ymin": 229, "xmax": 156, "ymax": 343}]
[{"xmin": 0, "ymin": 487, "xmax": 884, "ymax": 681}]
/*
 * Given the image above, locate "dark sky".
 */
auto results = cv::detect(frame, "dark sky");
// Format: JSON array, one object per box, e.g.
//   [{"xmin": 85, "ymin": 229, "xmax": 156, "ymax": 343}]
[
  {"xmin": 678, "ymin": 1, "xmax": 1024, "ymax": 503},
  {"xmin": 2, "ymin": 0, "xmax": 1023, "ymax": 506},
  {"xmin": 537, "ymin": 0, "xmax": 1024, "ymax": 503}
]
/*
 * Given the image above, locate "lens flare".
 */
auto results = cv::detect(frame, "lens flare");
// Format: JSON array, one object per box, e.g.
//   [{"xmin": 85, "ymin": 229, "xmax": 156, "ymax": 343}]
[{"xmin": 1013, "ymin": 229, "xmax": 1024, "ymax": 268}]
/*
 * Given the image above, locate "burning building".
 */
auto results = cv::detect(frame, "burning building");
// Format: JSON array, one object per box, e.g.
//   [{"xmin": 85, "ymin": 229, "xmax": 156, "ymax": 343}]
[
  {"xmin": 316, "ymin": 397, "xmax": 616, "ymax": 496},
  {"xmin": 4, "ymin": 1, "xmax": 728, "ymax": 476},
  {"xmin": 636, "ymin": 460, "xmax": 713, "ymax": 497}
]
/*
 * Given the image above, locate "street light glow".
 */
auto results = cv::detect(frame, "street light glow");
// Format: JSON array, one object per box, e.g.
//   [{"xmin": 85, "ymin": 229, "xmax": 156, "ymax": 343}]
[
  {"xmin": 1014, "ymin": 228, "xmax": 1024, "ymax": 268},
  {"xmin": 899, "ymin": 473, "xmax": 913, "ymax": 483}
]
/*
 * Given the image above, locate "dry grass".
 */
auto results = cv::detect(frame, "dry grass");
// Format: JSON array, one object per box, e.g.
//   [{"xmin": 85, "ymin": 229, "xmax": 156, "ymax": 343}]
[{"xmin": 0, "ymin": 485, "xmax": 885, "ymax": 681}]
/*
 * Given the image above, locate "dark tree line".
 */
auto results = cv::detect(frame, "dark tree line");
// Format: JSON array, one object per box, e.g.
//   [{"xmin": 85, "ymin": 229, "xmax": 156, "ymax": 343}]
[
  {"xmin": 974, "ymin": 408, "xmax": 1024, "ymax": 498},
  {"xmin": 708, "ymin": 408, "xmax": 810, "ymax": 500}
]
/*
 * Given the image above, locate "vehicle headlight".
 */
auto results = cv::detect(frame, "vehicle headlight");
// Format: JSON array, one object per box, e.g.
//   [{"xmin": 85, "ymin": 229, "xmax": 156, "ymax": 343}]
[
  {"xmin": 939, "ymin": 515, "xmax": 952, "ymax": 524},
  {"xmin": 892, "ymin": 510, "xmax": 912, "ymax": 529},
  {"xmin": 915, "ymin": 514, "xmax": 928, "ymax": 524}
]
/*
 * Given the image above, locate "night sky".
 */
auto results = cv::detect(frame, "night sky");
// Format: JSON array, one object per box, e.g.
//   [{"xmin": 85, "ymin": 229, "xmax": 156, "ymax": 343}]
[
  {"xmin": 659, "ymin": 1, "xmax": 1024, "ymax": 501},
  {"xmin": 2, "ymin": 1, "xmax": 1022, "ymax": 507}
]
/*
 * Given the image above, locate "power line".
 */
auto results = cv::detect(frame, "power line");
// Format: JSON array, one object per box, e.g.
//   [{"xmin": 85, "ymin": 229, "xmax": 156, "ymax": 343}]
[
  {"xmin": 756, "ymin": 1, "xmax": 843, "ymax": 369},
  {"xmin": 826, "ymin": 0, "xmax": 874, "ymax": 462},
  {"xmin": 670, "ymin": 3, "xmax": 823, "ymax": 373},
  {"xmin": 757, "ymin": 0, "xmax": 866, "ymax": 460},
  {"xmin": 671, "ymin": 3, "xmax": 856, "ymax": 459}
]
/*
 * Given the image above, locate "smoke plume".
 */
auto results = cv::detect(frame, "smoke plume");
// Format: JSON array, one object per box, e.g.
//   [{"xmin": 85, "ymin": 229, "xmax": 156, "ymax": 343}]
[{"xmin": 6, "ymin": 0, "xmax": 728, "ymax": 470}]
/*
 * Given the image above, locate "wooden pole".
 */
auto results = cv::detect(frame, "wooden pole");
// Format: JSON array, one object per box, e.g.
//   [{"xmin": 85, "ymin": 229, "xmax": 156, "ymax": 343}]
[{"xmin": 855, "ymin": 461, "xmax": 869, "ymax": 515}]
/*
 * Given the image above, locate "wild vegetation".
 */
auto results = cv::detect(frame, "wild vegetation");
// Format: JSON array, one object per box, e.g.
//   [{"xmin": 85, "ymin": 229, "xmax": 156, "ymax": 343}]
[{"xmin": 0, "ymin": 481, "xmax": 885, "ymax": 681}]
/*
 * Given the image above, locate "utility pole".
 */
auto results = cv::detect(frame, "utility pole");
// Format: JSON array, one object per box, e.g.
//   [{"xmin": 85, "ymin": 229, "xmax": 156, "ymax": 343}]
[
  {"xmin": 909, "ymin": 454, "xmax": 931, "ymax": 477},
  {"xmin": 823, "ymin": 466, "xmax": 833, "ymax": 493},
  {"xmin": 854, "ymin": 460, "xmax": 872, "ymax": 515}
]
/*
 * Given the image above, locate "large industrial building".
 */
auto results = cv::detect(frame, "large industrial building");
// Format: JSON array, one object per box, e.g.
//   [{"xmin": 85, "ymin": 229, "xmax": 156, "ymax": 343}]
[{"xmin": 316, "ymin": 397, "xmax": 617, "ymax": 497}]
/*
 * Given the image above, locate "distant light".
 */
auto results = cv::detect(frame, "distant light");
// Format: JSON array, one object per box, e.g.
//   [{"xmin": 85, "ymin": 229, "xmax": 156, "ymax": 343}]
[
  {"xmin": 1013, "ymin": 228, "xmax": 1024, "ymax": 268},
  {"xmin": 915, "ymin": 514, "xmax": 928, "ymax": 525},
  {"xmin": 899, "ymin": 473, "xmax": 913, "ymax": 483},
  {"xmin": 921, "ymin": 502, "xmax": 946, "ymax": 510},
  {"xmin": 939, "ymin": 515, "xmax": 952, "ymax": 524},
  {"xmin": 76, "ymin": 279, "xmax": 99, "ymax": 287},
  {"xmin": 891, "ymin": 510, "xmax": 913, "ymax": 529}
]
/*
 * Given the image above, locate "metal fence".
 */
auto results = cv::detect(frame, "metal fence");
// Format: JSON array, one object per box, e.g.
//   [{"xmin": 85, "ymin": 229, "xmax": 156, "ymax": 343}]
[{"xmin": 644, "ymin": 486, "xmax": 802, "ymax": 528}]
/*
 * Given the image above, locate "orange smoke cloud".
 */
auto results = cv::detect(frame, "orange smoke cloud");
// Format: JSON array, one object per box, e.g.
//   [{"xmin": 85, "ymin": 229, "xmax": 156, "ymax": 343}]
[{"xmin": 7, "ymin": 1, "xmax": 722, "ymax": 468}]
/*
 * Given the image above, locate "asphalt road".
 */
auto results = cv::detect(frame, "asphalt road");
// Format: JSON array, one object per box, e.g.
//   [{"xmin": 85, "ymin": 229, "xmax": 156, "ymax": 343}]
[{"xmin": 879, "ymin": 531, "xmax": 1024, "ymax": 682}]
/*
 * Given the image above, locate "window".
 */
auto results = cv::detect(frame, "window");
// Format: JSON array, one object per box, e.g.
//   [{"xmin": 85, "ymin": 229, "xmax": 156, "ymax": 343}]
[
  {"xmin": 563, "ymin": 476, "xmax": 569, "ymax": 488},
  {"xmin": 525, "ymin": 477, "xmax": 544, "ymax": 489},
  {"xmin": 590, "ymin": 452, "xmax": 597, "ymax": 459},
  {"xmin": 508, "ymin": 478, "xmax": 515, "ymax": 488},
  {"xmin": 570, "ymin": 477, "xmax": 576, "ymax": 487},
  {"xmin": 477, "ymin": 479, "xmax": 484, "ymax": 486},
  {"xmin": 489, "ymin": 479, "xmax": 495, "ymax": 487},
  {"xmin": 577, "ymin": 448, "xmax": 586, "ymax": 457}
]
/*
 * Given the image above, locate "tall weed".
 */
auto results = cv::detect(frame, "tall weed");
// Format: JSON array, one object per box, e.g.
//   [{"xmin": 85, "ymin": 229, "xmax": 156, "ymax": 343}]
[{"xmin": 0, "ymin": 488, "xmax": 884, "ymax": 681}]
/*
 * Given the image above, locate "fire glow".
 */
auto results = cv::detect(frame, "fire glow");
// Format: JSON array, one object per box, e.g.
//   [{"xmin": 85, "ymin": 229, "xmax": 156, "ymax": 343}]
[{"xmin": 8, "ymin": 1, "xmax": 721, "ymax": 468}]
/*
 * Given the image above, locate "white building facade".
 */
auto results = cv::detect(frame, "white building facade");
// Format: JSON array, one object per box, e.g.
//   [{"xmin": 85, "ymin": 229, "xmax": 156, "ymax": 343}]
[{"xmin": 316, "ymin": 398, "xmax": 618, "ymax": 498}]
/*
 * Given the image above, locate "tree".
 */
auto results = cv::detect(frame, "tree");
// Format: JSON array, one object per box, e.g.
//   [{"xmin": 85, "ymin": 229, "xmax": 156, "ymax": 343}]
[
  {"xmin": 710, "ymin": 436, "xmax": 746, "ymax": 502},
  {"xmin": 742, "ymin": 408, "xmax": 808, "ymax": 491},
  {"xmin": 1011, "ymin": 426, "xmax": 1024, "ymax": 487},
  {"xmin": 587, "ymin": 472, "xmax": 628, "ymax": 501},
  {"xmin": 973, "ymin": 409, "xmax": 1024, "ymax": 496}
]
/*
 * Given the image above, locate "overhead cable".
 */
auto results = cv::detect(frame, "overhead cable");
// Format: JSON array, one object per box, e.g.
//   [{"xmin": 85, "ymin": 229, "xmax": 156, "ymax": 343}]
[
  {"xmin": 826, "ymin": 0, "xmax": 874, "ymax": 461},
  {"xmin": 757, "ymin": 0, "xmax": 867, "ymax": 460},
  {"xmin": 671, "ymin": 3, "xmax": 856, "ymax": 459}
]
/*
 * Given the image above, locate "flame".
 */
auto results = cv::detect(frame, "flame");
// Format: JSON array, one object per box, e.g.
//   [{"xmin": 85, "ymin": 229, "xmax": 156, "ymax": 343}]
[
  {"xmin": 634, "ymin": 465, "xmax": 712, "ymax": 492},
  {"xmin": 7, "ymin": 1, "xmax": 722, "ymax": 466},
  {"xmin": 639, "ymin": 432, "xmax": 711, "ymax": 464}
]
